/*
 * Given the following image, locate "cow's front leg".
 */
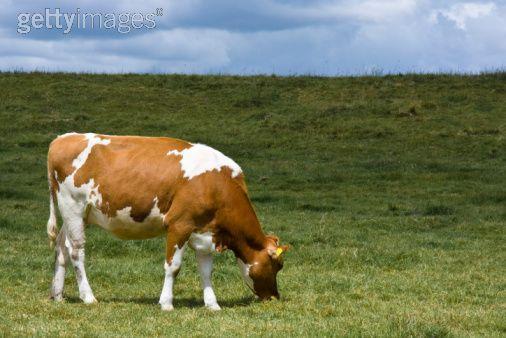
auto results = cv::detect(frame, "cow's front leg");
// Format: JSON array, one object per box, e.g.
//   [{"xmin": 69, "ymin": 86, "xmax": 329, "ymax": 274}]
[
  {"xmin": 196, "ymin": 252, "xmax": 221, "ymax": 310},
  {"xmin": 159, "ymin": 242, "xmax": 187, "ymax": 311}
]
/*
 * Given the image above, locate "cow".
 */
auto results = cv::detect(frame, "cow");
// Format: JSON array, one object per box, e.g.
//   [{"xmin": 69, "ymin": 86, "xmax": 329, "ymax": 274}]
[{"xmin": 46, "ymin": 133, "xmax": 288, "ymax": 311}]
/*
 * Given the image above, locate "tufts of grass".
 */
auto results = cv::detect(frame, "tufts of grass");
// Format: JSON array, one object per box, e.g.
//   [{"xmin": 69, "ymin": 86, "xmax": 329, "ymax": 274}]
[{"xmin": 423, "ymin": 204, "xmax": 455, "ymax": 216}]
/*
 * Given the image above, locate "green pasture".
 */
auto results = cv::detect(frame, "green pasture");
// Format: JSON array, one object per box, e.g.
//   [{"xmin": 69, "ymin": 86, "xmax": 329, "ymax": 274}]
[{"xmin": 0, "ymin": 72, "xmax": 504, "ymax": 336}]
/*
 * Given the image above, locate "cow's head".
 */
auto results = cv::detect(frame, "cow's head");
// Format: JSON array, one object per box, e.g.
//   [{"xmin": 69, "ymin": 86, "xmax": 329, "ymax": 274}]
[{"xmin": 237, "ymin": 234, "xmax": 289, "ymax": 300}]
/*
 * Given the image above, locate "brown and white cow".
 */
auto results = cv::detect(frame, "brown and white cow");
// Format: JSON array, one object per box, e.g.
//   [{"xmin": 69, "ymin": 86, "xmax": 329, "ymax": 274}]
[{"xmin": 46, "ymin": 133, "xmax": 288, "ymax": 310}]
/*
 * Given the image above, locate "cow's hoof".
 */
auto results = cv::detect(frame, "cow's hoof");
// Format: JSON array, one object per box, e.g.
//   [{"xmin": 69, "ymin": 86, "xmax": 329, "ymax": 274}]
[
  {"xmin": 206, "ymin": 303, "xmax": 221, "ymax": 311},
  {"xmin": 50, "ymin": 294, "xmax": 64, "ymax": 302},
  {"xmin": 161, "ymin": 304, "xmax": 174, "ymax": 311},
  {"xmin": 82, "ymin": 295, "xmax": 97, "ymax": 304}
]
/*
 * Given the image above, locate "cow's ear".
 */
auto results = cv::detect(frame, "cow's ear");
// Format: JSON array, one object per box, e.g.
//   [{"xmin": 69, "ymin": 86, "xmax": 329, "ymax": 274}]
[
  {"xmin": 266, "ymin": 234, "xmax": 279, "ymax": 246},
  {"xmin": 268, "ymin": 245, "xmax": 290, "ymax": 259}
]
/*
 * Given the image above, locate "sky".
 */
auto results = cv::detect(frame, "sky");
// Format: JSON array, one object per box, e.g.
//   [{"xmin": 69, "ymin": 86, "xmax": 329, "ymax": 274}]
[{"xmin": 0, "ymin": 0, "xmax": 505, "ymax": 75}]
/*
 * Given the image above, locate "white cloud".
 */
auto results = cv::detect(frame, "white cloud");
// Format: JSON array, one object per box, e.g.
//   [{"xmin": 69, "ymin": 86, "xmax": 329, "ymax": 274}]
[
  {"xmin": 317, "ymin": 0, "xmax": 418, "ymax": 22},
  {"xmin": 431, "ymin": 2, "xmax": 497, "ymax": 30}
]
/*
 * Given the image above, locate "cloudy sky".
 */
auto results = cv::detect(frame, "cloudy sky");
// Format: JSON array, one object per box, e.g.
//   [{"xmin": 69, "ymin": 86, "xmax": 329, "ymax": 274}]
[{"xmin": 1, "ymin": 0, "xmax": 505, "ymax": 75}]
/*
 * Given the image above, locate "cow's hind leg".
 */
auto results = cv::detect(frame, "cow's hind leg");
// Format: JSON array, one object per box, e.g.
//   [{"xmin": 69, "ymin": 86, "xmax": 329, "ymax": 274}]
[
  {"xmin": 50, "ymin": 229, "xmax": 68, "ymax": 301},
  {"xmin": 196, "ymin": 252, "xmax": 221, "ymax": 310},
  {"xmin": 61, "ymin": 211, "xmax": 96, "ymax": 304}
]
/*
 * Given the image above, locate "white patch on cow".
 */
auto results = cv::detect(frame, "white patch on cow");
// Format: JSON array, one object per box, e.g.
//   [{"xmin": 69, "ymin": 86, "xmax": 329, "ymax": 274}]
[
  {"xmin": 237, "ymin": 258, "xmax": 254, "ymax": 291},
  {"xmin": 187, "ymin": 232, "xmax": 221, "ymax": 310},
  {"xmin": 87, "ymin": 197, "xmax": 166, "ymax": 239},
  {"xmin": 64, "ymin": 234, "xmax": 96, "ymax": 303},
  {"xmin": 167, "ymin": 143, "xmax": 242, "ymax": 180},
  {"xmin": 88, "ymin": 185, "xmax": 102, "ymax": 207},
  {"xmin": 55, "ymin": 133, "xmax": 111, "ymax": 225},
  {"xmin": 189, "ymin": 231, "xmax": 216, "ymax": 253},
  {"xmin": 196, "ymin": 251, "xmax": 221, "ymax": 310},
  {"xmin": 72, "ymin": 133, "xmax": 110, "ymax": 169},
  {"xmin": 56, "ymin": 183, "xmax": 85, "ymax": 244},
  {"xmin": 160, "ymin": 243, "xmax": 187, "ymax": 311},
  {"xmin": 50, "ymin": 231, "xmax": 67, "ymax": 301}
]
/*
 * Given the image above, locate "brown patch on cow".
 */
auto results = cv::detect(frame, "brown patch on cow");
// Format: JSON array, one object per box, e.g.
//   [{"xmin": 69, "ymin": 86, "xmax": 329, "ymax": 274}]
[
  {"xmin": 185, "ymin": 171, "xmax": 266, "ymax": 253},
  {"xmin": 47, "ymin": 134, "xmax": 88, "ymax": 185},
  {"xmin": 72, "ymin": 135, "xmax": 191, "ymax": 220},
  {"xmin": 230, "ymin": 171, "xmax": 248, "ymax": 193}
]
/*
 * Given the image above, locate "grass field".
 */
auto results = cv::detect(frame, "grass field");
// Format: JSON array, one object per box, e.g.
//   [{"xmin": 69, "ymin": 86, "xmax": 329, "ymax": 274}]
[{"xmin": 0, "ymin": 72, "xmax": 505, "ymax": 337}]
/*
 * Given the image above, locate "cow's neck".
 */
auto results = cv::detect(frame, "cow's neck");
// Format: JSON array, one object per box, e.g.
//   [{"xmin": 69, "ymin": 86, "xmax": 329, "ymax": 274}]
[{"xmin": 217, "ymin": 192, "xmax": 267, "ymax": 265}]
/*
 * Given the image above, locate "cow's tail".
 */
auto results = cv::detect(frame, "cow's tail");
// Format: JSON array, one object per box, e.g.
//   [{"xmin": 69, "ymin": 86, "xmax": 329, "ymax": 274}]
[{"xmin": 46, "ymin": 167, "xmax": 58, "ymax": 248}]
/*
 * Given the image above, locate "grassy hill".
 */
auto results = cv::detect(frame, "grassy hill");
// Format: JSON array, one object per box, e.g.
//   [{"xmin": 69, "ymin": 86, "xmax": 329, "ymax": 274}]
[{"xmin": 0, "ymin": 72, "xmax": 504, "ymax": 336}]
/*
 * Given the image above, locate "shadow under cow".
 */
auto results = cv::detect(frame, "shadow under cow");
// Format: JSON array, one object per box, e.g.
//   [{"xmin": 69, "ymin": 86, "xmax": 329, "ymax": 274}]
[{"xmin": 64, "ymin": 295, "xmax": 256, "ymax": 308}]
